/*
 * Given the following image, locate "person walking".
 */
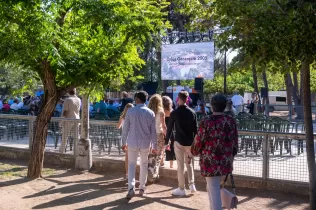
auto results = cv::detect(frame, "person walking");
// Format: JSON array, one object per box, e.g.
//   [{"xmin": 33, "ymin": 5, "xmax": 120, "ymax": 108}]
[
  {"xmin": 166, "ymin": 90, "xmax": 197, "ymax": 196},
  {"xmin": 59, "ymin": 88, "xmax": 81, "ymax": 153},
  {"xmin": 191, "ymin": 94, "xmax": 238, "ymax": 210},
  {"xmin": 249, "ymin": 92, "xmax": 259, "ymax": 114},
  {"xmin": 121, "ymin": 91, "xmax": 157, "ymax": 199},
  {"xmin": 147, "ymin": 94, "xmax": 167, "ymax": 181},
  {"xmin": 117, "ymin": 103, "xmax": 134, "ymax": 179},
  {"xmin": 162, "ymin": 96, "xmax": 176, "ymax": 168},
  {"xmin": 231, "ymin": 91, "xmax": 244, "ymax": 115}
]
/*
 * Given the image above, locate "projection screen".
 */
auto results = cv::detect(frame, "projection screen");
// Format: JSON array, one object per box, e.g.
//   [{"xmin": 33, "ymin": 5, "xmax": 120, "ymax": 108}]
[{"xmin": 161, "ymin": 42, "xmax": 214, "ymax": 80}]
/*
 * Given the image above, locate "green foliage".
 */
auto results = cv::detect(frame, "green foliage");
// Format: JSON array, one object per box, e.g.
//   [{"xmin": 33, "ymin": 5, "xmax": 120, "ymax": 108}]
[
  {"xmin": 0, "ymin": 63, "xmax": 41, "ymax": 95},
  {"xmin": 0, "ymin": 0, "xmax": 169, "ymax": 93},
  {"xmin": 204, "ymin": 70, "xmax": 285, "ymax": 95}
]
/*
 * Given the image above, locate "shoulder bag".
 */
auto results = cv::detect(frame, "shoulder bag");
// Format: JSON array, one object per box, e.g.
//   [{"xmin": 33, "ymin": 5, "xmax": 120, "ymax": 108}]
[{"xmin": 220, "ymin": 173, "xmax": 238, "ymax": 209}]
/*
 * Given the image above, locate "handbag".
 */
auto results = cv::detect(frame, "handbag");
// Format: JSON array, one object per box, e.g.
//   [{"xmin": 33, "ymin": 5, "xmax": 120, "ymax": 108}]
[{"xmin": 220, "ymin": 173, "xmax": 238, "ymax": 209}]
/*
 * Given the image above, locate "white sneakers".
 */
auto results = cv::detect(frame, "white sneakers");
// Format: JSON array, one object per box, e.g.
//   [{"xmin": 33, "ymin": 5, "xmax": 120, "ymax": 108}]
[
  {"xmin": 189, "ymin": 184, "xmax": 197, "ymax": 193},
  {"xmin": 172, "ymin": 184, "xmax": 197, "ymax": 196},
  {"xmin": 172, "ymin": 188, "xmax": 186, "ymax": 196}
]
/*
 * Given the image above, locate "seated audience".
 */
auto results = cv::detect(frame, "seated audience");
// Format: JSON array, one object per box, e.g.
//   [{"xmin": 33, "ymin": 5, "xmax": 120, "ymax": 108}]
[{"xmin": 10, "ymin": 99, "xmax": 20, "ymax": 111}]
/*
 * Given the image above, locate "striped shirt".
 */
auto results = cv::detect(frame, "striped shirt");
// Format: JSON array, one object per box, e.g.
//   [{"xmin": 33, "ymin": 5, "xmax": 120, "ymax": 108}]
[{"xmin": 121, "ymin": 104, "xmax": 157, "ymax": 149}]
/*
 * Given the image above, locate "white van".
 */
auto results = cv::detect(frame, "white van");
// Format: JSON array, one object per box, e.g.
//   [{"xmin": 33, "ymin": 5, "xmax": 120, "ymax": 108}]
[
  {"xmin": 268, "ymin": 91, "xmax": 289, "ymax": 111},
  {"xmin": 244, "ymin": 91, "xmax": 291, "ymax": 112}
]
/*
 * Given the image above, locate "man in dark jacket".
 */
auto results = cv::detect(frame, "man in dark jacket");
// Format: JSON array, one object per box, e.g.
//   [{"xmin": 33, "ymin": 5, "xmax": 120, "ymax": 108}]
[
  {"xmin": 166, "ymin": 90, "xmax": 197, "ymax": 196},
  {"xmin": 120, "ymin": 91, "xmax": 133, "ymax": 112}
]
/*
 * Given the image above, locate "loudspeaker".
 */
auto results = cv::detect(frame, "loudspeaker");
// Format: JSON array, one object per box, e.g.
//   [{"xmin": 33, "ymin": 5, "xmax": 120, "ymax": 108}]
[
  {"xmin": 261, "ymin": 88, "xmax": 268, "ymax": 98},
  {"xmin": 142, "ymin": 82, "xmax": 158, "ymax": 95},
  {"xmin": 189, "ymin": 93, "xmax": 200, "ymax": 106},
  {"xmin": 194, "ymin": 78, "xmax": 204, "ymax": 91}
]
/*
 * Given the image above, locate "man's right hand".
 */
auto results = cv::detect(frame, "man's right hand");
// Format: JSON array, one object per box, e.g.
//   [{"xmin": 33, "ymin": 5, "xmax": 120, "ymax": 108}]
[{"xmin": 122, "ymin": 145, "xmax": 127, "ymax": 152}]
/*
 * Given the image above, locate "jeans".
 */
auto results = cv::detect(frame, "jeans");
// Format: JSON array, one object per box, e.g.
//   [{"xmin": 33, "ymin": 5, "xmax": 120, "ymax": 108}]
[
  {"xmin": 128, "ymin": 147, "xmax": 150, "ymax": 190},
  {"xmin": 206, "ymin": 176, "xmax": 222, "ymax": 210},
  {"xmin": 174, "ymin": 141, "xmax": 194, "ymax": 190}
]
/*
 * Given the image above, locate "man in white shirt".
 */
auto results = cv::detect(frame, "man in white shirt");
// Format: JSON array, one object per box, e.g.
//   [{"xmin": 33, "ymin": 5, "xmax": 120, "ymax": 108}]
[
  {"xmin": 59, "ymin": 88, "xmax": 81, "ymax": 153},
  {"xmin": 10, "ymin": 99, "xmax": 20, "ymax": 111},
  {"xmin": 231, "ymin": 92, "xmax": 244, "ymax": 115}
]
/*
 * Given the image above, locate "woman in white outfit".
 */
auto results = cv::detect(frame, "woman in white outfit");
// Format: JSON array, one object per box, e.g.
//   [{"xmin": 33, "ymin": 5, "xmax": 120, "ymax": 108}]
[{"xmin": 147, "ymin": 94, "xmax": 167, "ymax": 181}]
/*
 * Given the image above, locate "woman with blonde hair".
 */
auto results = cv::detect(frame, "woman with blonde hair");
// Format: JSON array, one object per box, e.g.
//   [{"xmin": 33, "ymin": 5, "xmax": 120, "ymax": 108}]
[
  {"xmin": 117, "ymin": 103, "xmax": 134, "ymax": 178},
  {"xmin": 147, "ymin": 94, "xmax": 167, "ymax": 182}
]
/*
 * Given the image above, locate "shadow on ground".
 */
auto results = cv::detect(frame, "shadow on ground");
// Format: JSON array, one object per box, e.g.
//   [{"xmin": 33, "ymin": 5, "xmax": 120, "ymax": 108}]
[{"xmin": 0, "ymin": 159, "xmax": 310, "ymax": 210}]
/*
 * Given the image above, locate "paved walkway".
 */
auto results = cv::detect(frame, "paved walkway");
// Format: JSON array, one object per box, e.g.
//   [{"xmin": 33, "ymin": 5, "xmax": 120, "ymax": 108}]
[{"xmin": 0, "ymin": 169, "xmax": 309, "ymax": 210}]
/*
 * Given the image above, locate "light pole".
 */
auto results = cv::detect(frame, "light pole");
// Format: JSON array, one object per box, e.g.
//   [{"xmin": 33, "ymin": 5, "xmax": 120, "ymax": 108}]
[{"xmin": 224, "ymin": 49, "xmax": 227, "ymax": 94}]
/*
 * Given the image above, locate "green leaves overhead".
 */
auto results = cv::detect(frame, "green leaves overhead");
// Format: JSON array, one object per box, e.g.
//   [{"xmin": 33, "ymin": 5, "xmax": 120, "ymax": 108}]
[{"xmin": 0, "ymin": 0, "xmax": 169, "ymax": 91}]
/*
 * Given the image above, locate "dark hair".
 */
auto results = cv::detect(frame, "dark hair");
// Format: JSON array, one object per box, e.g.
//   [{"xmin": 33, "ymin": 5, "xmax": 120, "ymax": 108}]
[
  {"xmin": 109, "ymin": 100, "xmax": 114, "ymax": 105},
  {"xmin": 135, "ymin": 91, "xmax": 148, "ymax": 103},
  {"xmin": 178, "ymin": 91, "xmax": 189, "ymax": 102},
  {"xmin": 13, "ymin": 99, "xmax": 19, "ymax": 104},
  {"xmin": 69, "ymin": 88, "xmax": 76, "ymax": 95},
  {"xmin": 211, "ymin": 94, "xmax": 227, "ymax": 112}
]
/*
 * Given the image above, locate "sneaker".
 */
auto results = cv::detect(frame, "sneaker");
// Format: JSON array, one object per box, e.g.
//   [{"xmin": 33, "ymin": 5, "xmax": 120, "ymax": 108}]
[
  {"xmin": 126, "ymin": 188, "xmax": 135, "ymax": 200},
  {"xmin": 139, "ymin": 189, "xmax": 145, "ymax": 196},
  {"xmin": 189, "ymin": 184, "xmax": 197, "ymax": 194},
  {"xmin": 172, "ymin": 187, "xmax": 186, "ymax": 196}
]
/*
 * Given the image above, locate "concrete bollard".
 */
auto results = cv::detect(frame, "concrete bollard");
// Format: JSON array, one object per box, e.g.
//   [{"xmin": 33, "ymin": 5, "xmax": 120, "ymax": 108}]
[
  {"xmin": 75, "ymin": 94, "xmax": 92, "ymax": 171},
  {"xmin": 75, "ymin": 138, "xmax": 92, "ymax": 170}
]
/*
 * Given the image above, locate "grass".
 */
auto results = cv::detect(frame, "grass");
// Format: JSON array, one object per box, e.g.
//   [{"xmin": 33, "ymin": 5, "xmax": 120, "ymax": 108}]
[{"xmin": 0, "ymin": 161, "xmax": 64, "ymax": 180}]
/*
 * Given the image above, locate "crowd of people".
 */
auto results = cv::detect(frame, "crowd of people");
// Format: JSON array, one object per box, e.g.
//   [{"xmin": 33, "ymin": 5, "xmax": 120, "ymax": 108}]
[
  {"xmin": 120, "ymin": 90, "xmax": 239, "ymax": 210},
  {"xmin": 0, "ymin": 95, "xmax": 44, "ymax": 115},
  {"xmin": 1, "ymin": 88, "xmax": 243, "ymax": 209}
]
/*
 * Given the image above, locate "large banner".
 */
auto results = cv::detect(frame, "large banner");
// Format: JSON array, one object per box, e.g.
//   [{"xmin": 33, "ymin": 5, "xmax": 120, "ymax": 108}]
[{"xmin": 161, "ymin": 42, "xmax": 214, "ymax": 80}]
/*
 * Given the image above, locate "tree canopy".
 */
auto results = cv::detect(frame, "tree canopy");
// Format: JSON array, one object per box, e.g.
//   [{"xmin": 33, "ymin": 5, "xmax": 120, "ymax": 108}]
[{"xmin": 0, "ymin": 0, "xmax": 168, "ymax": 93}]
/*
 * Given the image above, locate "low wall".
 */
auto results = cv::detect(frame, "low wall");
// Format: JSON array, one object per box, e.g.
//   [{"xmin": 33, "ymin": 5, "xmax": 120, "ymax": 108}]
[
  {"xmin": 0, "ymin": 146, "xmax": 308, "ymax": 195},
  {"xmin": 0, "ymin": 146, "xmax": 75, "ymax": 168}
]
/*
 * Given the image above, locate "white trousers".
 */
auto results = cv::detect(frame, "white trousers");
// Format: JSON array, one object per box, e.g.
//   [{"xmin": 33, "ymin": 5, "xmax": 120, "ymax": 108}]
[
  {"xmin": 128, "ymin": 147, "xmax": 150, "ymax": 190},
  {"xmin": 206, "ymin": 176, "xmax": 222, "ymax": 210},
  {"xmin": 174, "ymin": 141, "xmax": 194, "ymax": 190}
]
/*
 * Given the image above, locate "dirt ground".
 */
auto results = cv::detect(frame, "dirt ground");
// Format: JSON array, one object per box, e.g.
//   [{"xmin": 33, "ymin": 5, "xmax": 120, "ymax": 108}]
[{"xmin": 0, "ymin": 160, "xmax": 309, "ymax": 210}]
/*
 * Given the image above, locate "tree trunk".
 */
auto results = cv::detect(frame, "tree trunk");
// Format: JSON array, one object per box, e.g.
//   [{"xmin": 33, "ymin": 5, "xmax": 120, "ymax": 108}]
[
  {"xmin": 262, "ymin": 69, "xmax": 269, "ymax": 115},
  {"xmin": 223, "ymin": 50, "xmax": 227, "ymax": 94},
  {"xmin": 293, "ymin": 71, "xmax": 299, "ymax": 98},
  {"xmin": 252, "ymin": 62, "xmax": 259, "ymax": 94},
  {"xmin": 27, "ymin": 61, "xmax": 60, "ymax": 179},
  {"xmin": 292, "ymin": 71, "xmax": 304, "ymax": 119},
  {"xmin": 285, "ymin": 73, "xmax": 292, "ymax": 106},
  {"xmin": 301, "ymin": 60, "xmax": 316, "ymax": 209},
  {"xmin": 285, "ymin": 73, "xmax": 294, "ymax": 118}
]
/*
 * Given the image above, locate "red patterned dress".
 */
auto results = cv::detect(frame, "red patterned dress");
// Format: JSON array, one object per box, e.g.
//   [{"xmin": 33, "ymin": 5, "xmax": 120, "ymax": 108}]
[{"xmin": 191, "ymin": 114, "xmax": 238, "ymax": 177}]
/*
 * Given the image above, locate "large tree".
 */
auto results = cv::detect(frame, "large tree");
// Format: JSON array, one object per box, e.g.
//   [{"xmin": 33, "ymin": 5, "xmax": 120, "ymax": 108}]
[{"xmin": 0, "ymin": 0, "xmax": 168, "ymax": 178}]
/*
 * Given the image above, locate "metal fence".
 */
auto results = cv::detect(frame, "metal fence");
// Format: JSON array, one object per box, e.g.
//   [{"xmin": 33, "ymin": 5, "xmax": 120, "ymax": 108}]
[
  {"xmin": 0, "ymin": 115, "xmax": 123, "ymax": 156},
  {"xmin": 0, "ymin": 114, "xmax": 314, "ymax": 184},
  {"xmin": 243, "ymin": 104, "xmax": 316, "ymax": 122}
]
